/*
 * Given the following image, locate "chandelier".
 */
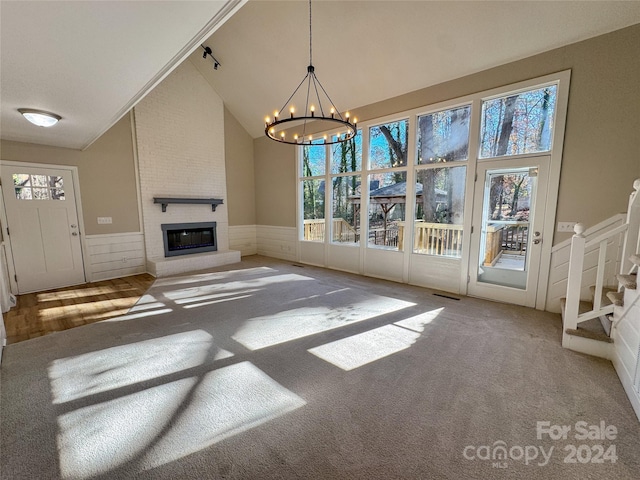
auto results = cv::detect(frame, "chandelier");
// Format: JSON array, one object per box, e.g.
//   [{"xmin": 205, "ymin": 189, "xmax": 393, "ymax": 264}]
[{"xmin": 264, "ymin": 0, "xmax": 356, "ymax": 145}]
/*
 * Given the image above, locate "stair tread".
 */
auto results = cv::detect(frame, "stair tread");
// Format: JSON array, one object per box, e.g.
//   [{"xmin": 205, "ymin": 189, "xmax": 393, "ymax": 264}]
[
  {"xmin": 630, "ymin": 253, "xmax": 640, "ymax": 267},
  {"xmin": 565, "ymin": 315, "xmax": 613, "ymax": 343},
  {"xmin": 589, "ymin": 285, "xmax": 615, "ymax": 306},
  {"xmin": 617, "ymin": 273, "xmax": 637, "ymax": 290},
  {"xmin": 560, "ymin": 298, "xmax": 593, "ymax": 314},
  {"xmin": 606, "ymin": 290, "xmax": 624, "ymax": 306}
]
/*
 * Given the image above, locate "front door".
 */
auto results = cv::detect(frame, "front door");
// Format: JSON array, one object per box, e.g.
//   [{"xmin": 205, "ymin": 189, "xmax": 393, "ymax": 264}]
[
  {"xmin": 467, "ymin": 156, "xmax": 550, "ymax": 307},
  {"xmin": 1, "ymin": 164, "xmax": 85, "ymax": 293}
]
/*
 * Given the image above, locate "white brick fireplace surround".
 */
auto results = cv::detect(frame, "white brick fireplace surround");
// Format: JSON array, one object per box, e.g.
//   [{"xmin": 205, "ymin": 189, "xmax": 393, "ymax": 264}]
[{"xmin": 134, "ymin": 60, "xmax": 239, "ymax": 277}]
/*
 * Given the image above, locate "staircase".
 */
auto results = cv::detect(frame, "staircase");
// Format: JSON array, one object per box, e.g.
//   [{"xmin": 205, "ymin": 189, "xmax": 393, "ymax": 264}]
[{"xmin": 561, "ymin": 179, "xmax": 640, "ymax": 420}]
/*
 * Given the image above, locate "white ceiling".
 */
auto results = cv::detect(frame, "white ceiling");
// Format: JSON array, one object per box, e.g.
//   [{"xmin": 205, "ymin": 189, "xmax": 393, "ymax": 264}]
[
  {"xmin": 0, "ymin": 0, "xmax": 245, "ymax": 150},
  {"xmin": 2, "ymin": 1, "xmax": 640, "ymax": 150},
  {"xmin": 194, "ymin": 0, "xmax": 640, "ymax": 138}
]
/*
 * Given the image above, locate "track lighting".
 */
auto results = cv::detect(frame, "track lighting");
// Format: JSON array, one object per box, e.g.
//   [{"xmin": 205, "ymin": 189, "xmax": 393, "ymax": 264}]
[{"xmin": 201, "ymin": 45, "xmax": 221, "ymax": 70}]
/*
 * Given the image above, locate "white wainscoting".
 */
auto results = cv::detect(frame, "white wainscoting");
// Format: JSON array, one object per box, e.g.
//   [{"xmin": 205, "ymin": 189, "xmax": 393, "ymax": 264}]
[
  {"xmin": 228, "ymin": 225, "xmax": 257, "ymax": 256},
  {"xmin": 612, "ymin": 290, "xmax": 640, "ymax": 420},
  {"xmin": 256, "ymin": 225, "xmax": 297, "ymax": 262},
  {"xmin": 546, "ymin": 214, "xmax": 625, "ymax": 313},
  {"xmin": 85, "ymin": 233, "xmax": 146, "ymax": 282},
  {"xmin": 364, "ymin": 248, "xmax": 405, "ymax": 283},
  {"xmin": 409, "ymin": 254, "xmax": 462, "ymax": 294}
]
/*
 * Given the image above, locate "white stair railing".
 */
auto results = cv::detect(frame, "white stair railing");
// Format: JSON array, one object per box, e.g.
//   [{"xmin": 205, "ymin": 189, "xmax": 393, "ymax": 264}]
[{"xmin": 563, "ymin": 179, "xmax": 640, "ymax": 335}]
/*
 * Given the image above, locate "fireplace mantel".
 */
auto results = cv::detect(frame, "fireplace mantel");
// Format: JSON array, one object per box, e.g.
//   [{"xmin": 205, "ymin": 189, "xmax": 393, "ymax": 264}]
[{"xmin": 153, "ymin": 197, "xmax": 223, "ymax": 212}]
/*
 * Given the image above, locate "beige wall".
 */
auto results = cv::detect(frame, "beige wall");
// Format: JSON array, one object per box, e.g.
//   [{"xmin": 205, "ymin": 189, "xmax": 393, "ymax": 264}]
[
  {"xmin": 253, "ymin": 24, "xmax": 640, "ymax": 242},
  {"xmin": 0, "ymin": 115, "xmax": 140, "ymax": 235},
  {"xmin": 224, "ymin": 107, "xmax": 256, "ymax": 226},
  {"xmin": 254, "ymin": 135, "xmax": 296, "ymax": 227}
]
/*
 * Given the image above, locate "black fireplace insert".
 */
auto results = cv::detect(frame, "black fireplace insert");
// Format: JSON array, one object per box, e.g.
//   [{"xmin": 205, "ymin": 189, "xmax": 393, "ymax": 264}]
[{"xmin": 161, "ymin": 222, "xmax": 217, "ymax": 257}]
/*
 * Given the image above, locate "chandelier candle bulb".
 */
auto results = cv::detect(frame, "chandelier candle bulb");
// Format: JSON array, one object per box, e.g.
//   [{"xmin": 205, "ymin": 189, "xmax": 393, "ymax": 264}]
[{"xmin": 290, "ymin": 107, "xmax": 295, "ymax": 118}]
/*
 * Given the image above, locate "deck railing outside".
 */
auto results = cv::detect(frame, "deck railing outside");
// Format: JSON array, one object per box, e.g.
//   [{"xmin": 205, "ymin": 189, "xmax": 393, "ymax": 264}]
[
  {"xmin": 413, "ymin": 222, "xmax": 463, "ymax": 257},
  {"xmin": 304, "ymin": 219, "xmax": 464, "ymax": 256}
]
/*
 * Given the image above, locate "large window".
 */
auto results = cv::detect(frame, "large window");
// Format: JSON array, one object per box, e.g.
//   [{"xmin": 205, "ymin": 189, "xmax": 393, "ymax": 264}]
[
  {"xmin": 414, "ymin": 106, "xmax": 469, "ymax": 257},
  {"xmin": 368, "ymin": 119, "xmax": 409, "ymax": 251},
  {"xmin": 297, "ymin": 75, "xmax": 565, "ymax": 270},
  {"xmin": 331, "ymin": 133, "xmax": 362, "ymax": 244},
  {"xmin": 479, "ymin": 85, "xmax": 557, "ymax": 158}
]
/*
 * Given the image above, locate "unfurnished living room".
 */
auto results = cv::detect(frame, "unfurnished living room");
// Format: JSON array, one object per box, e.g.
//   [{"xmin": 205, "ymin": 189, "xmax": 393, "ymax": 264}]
[{"xmin": 1, "ymin": 1, "xmax": 640, "ymax": 479}]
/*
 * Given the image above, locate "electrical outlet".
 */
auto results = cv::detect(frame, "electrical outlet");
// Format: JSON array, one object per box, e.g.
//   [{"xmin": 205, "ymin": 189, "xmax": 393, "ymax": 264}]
[
  {"xmin": 557, "ymin": 222, "xmax": 577, "ymax": 232},
  {"xmin": 97, "ymin": 217, "xmax": 112, "ymax": 224}
]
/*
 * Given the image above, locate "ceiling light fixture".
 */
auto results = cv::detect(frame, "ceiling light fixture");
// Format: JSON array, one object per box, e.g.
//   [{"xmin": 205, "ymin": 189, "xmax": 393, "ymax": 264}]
[
  {"xmin": 264, "ymin": 0, "xmax": 356, "ymax": 145},
  {"xmin": 18, "ymin": 109, "xmax": 61, "ymax": 127}
]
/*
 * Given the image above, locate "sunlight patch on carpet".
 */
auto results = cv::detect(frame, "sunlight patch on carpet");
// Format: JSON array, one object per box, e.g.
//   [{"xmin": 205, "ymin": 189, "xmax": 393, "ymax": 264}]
[
  {"xmin": 48, "ymin": 330, "xmax": 231, "ymax": 404},
  {"xmin": 232, "ymin": 295, "xmax": 415, "ymax": 350},
  {"xmin": 173, "ymin": 288, "xmax": 260, "ymax": 305},
  {"xmin": 308, "ymin": 309, "xmax": 443, "ymax": 370},
  {"xmin": 161, "ymin": 273, "xmax": 313, "ymax": 303},
  {"xmin": 308, "ymin": 324, "xmax": 420, "ymax": 371},
  {"xmin": 152, "ymin": 266, "xmax": 277, "ymax": 287},
  {"xmin": 56, "ymin": 361, "xmax": 305, "ymax": 479},
  {"xmin": 394, "ymin": 308, "xmax": 444, "ymax": 332}
]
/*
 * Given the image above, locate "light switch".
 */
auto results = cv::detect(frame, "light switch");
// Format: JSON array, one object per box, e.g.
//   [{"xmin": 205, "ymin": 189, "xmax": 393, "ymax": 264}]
[{"xmin": 97, "ymin": 217, "xmax": 113, "ymax": 224}]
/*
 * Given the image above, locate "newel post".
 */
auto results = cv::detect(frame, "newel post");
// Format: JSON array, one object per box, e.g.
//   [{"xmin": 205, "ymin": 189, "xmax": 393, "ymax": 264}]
[
  {"xmin": 621, "ymin": 179, "xmax": 640, "ymax": 274},
  {"xmin": 564, "ymin": 223, "xmax": 586, "ymax": 331}
]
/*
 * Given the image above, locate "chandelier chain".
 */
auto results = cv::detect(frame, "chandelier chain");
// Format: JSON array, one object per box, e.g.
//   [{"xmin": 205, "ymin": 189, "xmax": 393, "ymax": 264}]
[
  {"xmin": 309, "ymin": 0, "xmax": 312, "ymax": 66},
  {"xmin": 264, "ymin": 0, "xmax": 356, "ymax": 145}
]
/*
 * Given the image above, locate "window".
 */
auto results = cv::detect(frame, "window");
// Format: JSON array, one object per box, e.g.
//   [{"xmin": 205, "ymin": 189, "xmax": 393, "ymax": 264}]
[
  {"xmin": 301, "ymin": 142, "xmax": 326, "ymax": 241},
  {"xmin": 13, "ymin": 174, "xmax": 65, "ymax": 200},
  {"xmin": 368, "ymin": 119, "xmax": 409, "ymax": 251},
  {"xmin": 415, "ymin": 106, "xmax": 469, "ymax": 257},
  {"xmin": 331, "ymin": 133, "xmax": 362, "ymax": 244},
  {"xmin": 479, "ymin": 85, "xmax": 557, "ymax": 158}
]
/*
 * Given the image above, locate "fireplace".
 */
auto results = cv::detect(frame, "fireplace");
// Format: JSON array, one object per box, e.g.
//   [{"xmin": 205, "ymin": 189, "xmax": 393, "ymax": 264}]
[{"xmin": 161, "ymin": 222, "xmax": 217, "ymax": 257}]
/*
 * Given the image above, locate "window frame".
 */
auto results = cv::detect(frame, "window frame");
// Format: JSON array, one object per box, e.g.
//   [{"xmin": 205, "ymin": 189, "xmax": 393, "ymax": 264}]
[{"xmin": 296, "ymin": 70, "xmax": 570, "ymax": 305}]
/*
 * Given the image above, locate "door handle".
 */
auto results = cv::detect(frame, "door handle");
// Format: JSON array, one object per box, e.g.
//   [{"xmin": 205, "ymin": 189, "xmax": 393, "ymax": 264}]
[
  {"xmin": 71, "ymin": 232, "xmax": 79, "ymax": 236},
  {"xmin": 70, "ymin": 224, "xmax": 77, "ymax": 228},
  {"xmin": 533, "ymin": 238, "xmax": 542, "ymax": 244}
]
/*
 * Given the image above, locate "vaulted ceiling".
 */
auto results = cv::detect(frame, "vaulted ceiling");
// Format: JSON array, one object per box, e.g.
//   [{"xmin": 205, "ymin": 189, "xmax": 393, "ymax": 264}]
[
  {"xmin": 2, "ymin": 1, "xmax": 640, "ymax": 150},
  {"xmin": 0, "ymin": 0, "xmax": 245, "ymax": 149}
]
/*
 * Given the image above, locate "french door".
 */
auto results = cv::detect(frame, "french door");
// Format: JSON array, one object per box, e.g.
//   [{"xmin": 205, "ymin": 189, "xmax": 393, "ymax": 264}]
[
  {"xmin": 1, "ymin": 163, "xmax": 85, "ymax": 293},
  {"xmin": 467, "ymin": 156, "xmax": 550, "ymax": 307}
]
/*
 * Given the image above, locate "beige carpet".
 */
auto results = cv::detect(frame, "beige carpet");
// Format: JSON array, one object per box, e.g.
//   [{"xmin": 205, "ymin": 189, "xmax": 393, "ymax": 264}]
[{"xmin": 1, "ymin": 255, "xmax": 639, "ymax": 479}]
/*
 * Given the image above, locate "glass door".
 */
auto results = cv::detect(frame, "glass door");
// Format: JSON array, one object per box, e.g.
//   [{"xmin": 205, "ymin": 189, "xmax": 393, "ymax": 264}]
[{"xmin": 467, "ymin": 156, "xmax": 549, "ymax": 307}]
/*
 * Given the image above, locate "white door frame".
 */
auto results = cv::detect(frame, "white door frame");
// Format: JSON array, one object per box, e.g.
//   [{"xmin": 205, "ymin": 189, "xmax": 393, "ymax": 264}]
[
  {"xmin": 467, "ymin": 156, "xmax": 550, "ymax": 308},
  {"xmin": 0, "ymin": 160, "xmax": 89, "ymax": 295}
]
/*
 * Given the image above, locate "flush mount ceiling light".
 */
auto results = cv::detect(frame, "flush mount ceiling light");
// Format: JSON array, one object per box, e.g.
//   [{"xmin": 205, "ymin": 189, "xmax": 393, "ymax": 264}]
[
  {"xmin": 264, "ymin": 0, "xmax": 356, "ymax": 146},
  {"xmin": 18, "ymin": 108, "xmax": 61, "ymax": 127}
]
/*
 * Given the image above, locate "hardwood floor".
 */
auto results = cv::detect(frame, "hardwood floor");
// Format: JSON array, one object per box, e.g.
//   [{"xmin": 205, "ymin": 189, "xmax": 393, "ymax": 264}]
[{"xmin": 3, "ymin": 274, "xmax": 155, "ymax": 344}]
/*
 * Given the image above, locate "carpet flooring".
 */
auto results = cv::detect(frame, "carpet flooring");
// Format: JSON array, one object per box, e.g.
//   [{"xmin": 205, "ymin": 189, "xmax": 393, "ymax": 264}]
[{"xmin": 1, "ymin": 255, "xmax": 639, "ymax": 479}]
